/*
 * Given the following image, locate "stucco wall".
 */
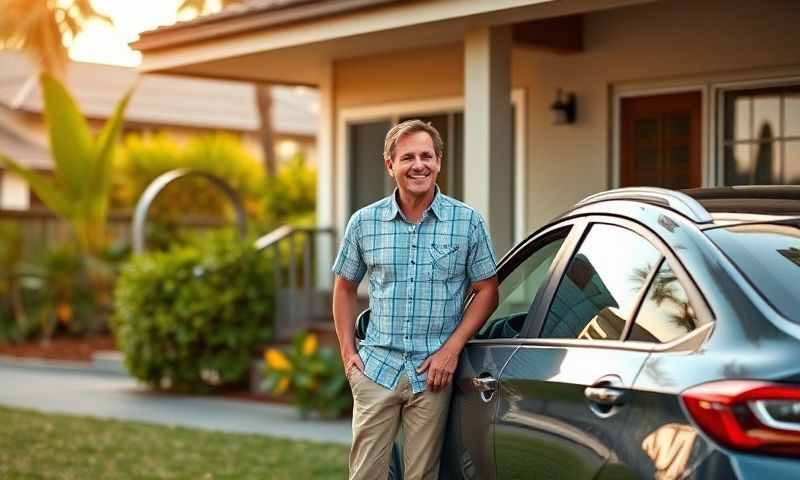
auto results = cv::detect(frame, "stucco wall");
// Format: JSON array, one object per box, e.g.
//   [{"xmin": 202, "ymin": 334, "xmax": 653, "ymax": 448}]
[
  {"xmin": 516, "ymin": 0, "xmax": 800, "ymax": 228},
  {"xmin": 333, "ymin": 0, "xmax": 800, "ymax": 234},
  {"xmin": 335, "ymin": 44, "xmax": 465, "ymax": 108}
]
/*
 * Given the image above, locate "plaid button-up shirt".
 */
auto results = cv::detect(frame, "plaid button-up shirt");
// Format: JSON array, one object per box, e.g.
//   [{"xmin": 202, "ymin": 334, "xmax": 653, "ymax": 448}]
[{"xmin": 333, "ymin": 188, "xmax": 497, "ymax": 393}]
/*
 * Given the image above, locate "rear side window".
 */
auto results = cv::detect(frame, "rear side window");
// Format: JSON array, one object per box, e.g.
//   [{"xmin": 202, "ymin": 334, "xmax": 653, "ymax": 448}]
[
  {"xmin": 540, "ymin": 223, "xmax": 662, "ymax": 341},
  {"xmin": 629, "ymin": 261, "xmax": 698, "ymax": 343},
  {"xmin": 707, "ymin": 222, "xmax": 800, "ymax": 324}
]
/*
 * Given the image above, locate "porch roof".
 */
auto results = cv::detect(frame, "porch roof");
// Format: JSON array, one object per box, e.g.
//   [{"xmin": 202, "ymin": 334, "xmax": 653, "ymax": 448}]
[{"xmin": 133, "ymin": 0, "xmax": 651, "ymax": 85}]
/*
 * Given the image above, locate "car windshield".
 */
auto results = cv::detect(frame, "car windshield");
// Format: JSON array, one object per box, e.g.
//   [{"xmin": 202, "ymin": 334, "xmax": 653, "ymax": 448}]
[{"xmin": 707, "ymin": 221, "xmax": 800, "ymax": 324}]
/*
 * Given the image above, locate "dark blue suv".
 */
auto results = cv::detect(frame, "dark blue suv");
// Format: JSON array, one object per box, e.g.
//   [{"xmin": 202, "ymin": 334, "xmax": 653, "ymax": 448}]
[{"xmin": 372, "ymin": 186, "xmax": 800, "ymax": 479}]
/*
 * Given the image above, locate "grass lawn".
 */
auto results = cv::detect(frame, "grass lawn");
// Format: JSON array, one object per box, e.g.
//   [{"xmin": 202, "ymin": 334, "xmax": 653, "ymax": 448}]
[{"xmin": 0, "ymin": 405, "xmax": 349, "ymax": 479}]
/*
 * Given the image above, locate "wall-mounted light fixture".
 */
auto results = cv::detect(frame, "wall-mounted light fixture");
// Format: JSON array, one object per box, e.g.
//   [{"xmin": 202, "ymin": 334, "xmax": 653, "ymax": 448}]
[{"xmin": 550, "ymin": 89, "xmax": 576, "ymax": 125}]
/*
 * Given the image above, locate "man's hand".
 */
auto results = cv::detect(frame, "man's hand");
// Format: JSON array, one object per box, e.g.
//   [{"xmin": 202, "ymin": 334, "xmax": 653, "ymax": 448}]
[
  {"xmin": 333, "ymin": 275, "xmax": 363, "ymax": 381},
  {"xmin": 343, "ymin": 349, "xmax": 365, "ymax": 381},
  {"xmin": 417, "ymin": 276, "xmax": 498, "ymax": 393},
  {"xmin": 417, "ymin": 344, "xmax": 461, "ymax": 392}
]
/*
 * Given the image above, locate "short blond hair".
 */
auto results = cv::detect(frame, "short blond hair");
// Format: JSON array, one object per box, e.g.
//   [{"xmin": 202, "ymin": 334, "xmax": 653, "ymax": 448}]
[{"xmin": 383, "ymin": 120, "xmax": 444, "ymax": 161}]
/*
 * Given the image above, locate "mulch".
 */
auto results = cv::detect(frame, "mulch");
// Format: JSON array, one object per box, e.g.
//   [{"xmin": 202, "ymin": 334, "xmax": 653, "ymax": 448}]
[{"xmin": 0, "ymin": 335, "xmax": 117, "ymax": 363}]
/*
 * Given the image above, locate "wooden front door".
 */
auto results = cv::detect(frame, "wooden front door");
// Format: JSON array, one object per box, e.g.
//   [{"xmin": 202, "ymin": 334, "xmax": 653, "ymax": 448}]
[{"xmin": 621, "ymin": 92, "xmax": 702, "ymax": 189}]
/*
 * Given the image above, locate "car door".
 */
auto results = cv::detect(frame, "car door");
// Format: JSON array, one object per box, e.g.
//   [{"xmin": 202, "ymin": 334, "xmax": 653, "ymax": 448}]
[
  {"xmin": 595, "ymin": 256, "xmax": 716, "ymax": 479},
  {"xmin": 493, "ymin": 220, "xmax": 665, "ymax": 480},
  {"xmin": 441, "ymin": 223, "xmax": 581, "ymax": 480}
]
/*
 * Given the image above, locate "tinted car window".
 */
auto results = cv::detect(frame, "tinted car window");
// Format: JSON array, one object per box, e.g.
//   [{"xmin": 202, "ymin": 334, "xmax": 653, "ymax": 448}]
[
  {"xmin": 477, "ymin": 232, "xmax": 568, "ymax": 339},
  {"xmin": 707, "ymin": 222, "xmax": 800, "ymax": 324},
  {"xmin": 541, "ymin": 224, "xmax": 662, "ymax": 340},
  {"xmin": 629, "ymin": 260, "xmax": 697, "ymax": 343}
]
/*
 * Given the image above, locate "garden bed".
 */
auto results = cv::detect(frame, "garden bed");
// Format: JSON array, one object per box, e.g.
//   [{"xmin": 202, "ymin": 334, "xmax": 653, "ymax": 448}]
[{"xmin": 0, "ymin": 335, "xmax": 116, "ymax": 362}]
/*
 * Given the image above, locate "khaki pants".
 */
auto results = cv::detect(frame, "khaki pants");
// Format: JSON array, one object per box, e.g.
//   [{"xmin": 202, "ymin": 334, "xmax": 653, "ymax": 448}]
[{"xmin": 348, "ymin": 368, "xmax": 452, "ymax": 480}]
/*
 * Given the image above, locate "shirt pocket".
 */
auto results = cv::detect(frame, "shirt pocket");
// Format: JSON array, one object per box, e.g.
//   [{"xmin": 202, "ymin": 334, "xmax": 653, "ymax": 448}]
[{"xmin": 429, "ymin": 243, "xmax": 466, "ymax": 281}]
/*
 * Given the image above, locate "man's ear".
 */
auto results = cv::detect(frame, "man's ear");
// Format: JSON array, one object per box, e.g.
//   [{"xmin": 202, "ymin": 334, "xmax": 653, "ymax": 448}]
[{"xmin": 385, "ymin": 157, "xmax": 394, "ymax": 177}]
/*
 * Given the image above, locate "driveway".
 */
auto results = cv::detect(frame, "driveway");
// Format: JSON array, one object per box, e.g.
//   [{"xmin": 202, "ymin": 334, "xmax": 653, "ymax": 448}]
[{"xmin": 0, "ymin": 360, "xmax": 352, "ymax": 445}]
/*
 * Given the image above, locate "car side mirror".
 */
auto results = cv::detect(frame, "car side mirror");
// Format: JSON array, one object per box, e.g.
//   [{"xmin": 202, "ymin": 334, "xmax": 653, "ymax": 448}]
[{"xmin": 355, "ymin": 308, "xmax": 370, "ymax": 341}]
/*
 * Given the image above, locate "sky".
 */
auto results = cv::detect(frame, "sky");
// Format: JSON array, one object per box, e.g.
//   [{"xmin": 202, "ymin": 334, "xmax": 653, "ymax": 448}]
[{"xmin": 68, "ymin": 0, "xmax": 222, "ymax": 67}]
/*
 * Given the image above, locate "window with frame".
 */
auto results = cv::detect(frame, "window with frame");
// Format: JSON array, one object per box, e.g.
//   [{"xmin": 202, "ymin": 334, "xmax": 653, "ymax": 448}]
[
  {"xmin": 722, "ymin": 84, "xmax": 800, "ymax": 185},
  {"xmin": 540, "ymin": 224, "xmax": 662, "ymax": 341},
  {"xmin": 476, "ymin": 229, "xmax": 569, "ymax": 340}
]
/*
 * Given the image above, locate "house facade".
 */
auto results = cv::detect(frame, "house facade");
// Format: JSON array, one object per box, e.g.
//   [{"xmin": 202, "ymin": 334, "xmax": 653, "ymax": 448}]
[{"xmin": 133, "ymin": 0, "xmax": 800, "ymax": 264}]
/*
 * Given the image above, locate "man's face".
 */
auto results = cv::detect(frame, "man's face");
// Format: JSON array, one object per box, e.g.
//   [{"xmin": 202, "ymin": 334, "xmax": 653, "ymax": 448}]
[{"xmin": 385, "ymin": 131, "xmax": 441, "ymax": 198}]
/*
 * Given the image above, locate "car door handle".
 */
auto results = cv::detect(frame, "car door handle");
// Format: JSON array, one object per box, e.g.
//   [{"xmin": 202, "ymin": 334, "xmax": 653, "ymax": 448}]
[
  {"xmin": 472, "ymin": 376, "xmax": 498, "ymax": 393},
  {"xmin": 584, "ymin": 386, "xmax": 626, "ymax": 406}
]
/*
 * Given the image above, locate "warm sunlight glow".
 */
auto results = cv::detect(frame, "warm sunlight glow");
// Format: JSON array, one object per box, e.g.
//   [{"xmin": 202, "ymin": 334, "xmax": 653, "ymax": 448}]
[{"xmin": 68, "ymin": 0, "xmax": 221, "ymax": 66}]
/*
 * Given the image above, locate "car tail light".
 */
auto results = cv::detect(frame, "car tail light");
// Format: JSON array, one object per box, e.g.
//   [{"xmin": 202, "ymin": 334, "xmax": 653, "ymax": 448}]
[{"xmin": 681, "ymin": 380, "xmax": 800, "ymax": 456}]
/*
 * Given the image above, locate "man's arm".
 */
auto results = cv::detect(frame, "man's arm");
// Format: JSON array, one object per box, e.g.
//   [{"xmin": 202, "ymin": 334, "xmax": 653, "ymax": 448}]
[
  {"xmin": 332, "ymin": 275, "xmax": 365, "ymax": 378},
  {"xmin": 417, "ymin": 275, "xmax": 499, "ymax": 392}
]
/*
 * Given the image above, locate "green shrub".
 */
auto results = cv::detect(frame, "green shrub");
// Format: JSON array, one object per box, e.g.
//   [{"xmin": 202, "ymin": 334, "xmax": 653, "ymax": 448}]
[
  {"xmin": 19, "ymin": 247, "xmax": 108, "ymax": 340},
  {"xmin": 1, "ymin": 237, "xmax": 113, "ymax": 343},
  {"xmin": 260, "ymin": 154, "xmax": 316, "ymax": 229},
  {"xmin": 112, "ymin": 132, "xmax": 267, "ymax": 235},
  {"xmin": 262, "ymin": 331, "xmax": 352, "ymax": 418},
  {"xmin": 113, "ymin": 231, "xmax": 274, "ymax": 392}
]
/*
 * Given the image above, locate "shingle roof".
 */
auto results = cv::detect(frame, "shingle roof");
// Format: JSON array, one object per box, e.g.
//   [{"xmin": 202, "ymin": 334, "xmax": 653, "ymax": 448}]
[
  {"xmin": 0, "ymin": 51, "xmax": 319, "ymax": 136},
  {"xmin": 133, "ymin": 0, "xmax": 399, "ymax": 52},
  {"xmin": 154, "ymin": 0, "xmax": 320, "ymax": 34}
]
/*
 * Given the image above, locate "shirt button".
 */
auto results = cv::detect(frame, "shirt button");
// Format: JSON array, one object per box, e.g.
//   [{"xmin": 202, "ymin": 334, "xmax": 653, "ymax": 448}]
[
  {"xmin": 410, "ymin": 277, "xmax": 414, "ymax": 281},
  {"xmin": 410, "ymin": 260, "xmax": 415, "ymax": 264}
]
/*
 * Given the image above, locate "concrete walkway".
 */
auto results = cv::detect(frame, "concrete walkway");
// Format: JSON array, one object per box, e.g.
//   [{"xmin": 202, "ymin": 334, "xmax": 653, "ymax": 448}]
[{"xmin": 0, "ymin": 360, "xmax": 352, "ymax": 445}]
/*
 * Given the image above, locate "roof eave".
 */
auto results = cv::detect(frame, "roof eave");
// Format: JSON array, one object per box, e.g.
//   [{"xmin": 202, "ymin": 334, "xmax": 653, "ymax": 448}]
[{"xmin": 132, "ymin": 0, "xmax": 402, "ymax": 52}]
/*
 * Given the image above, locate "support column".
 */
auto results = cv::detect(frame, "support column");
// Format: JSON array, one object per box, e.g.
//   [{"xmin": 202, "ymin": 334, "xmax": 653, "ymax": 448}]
[
  {"xmin": 464, "ymin": 25, "xmax": 514, "ymax": 256},
  {"xmin": 316, "ymin": 61, "xmax": 335, "ymax": 290}
]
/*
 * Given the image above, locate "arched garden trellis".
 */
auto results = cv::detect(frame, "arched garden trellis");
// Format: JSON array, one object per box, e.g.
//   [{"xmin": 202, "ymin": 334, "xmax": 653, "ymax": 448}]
[{"xmin": 131, "ymin": 168, "xmax": 247, "ymax": 254}]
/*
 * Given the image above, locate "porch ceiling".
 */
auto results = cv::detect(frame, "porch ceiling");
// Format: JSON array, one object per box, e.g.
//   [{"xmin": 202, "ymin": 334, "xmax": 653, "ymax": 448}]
[{"xmin": 136, "ymin": 0, "xmax": 655, "ymax": 86}]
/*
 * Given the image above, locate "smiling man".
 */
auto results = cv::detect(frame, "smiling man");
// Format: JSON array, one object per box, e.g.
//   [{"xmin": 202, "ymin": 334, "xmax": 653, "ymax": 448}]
[{"xmin": 332, "ymin": 120, "xmax": 499, "ymax": 480}]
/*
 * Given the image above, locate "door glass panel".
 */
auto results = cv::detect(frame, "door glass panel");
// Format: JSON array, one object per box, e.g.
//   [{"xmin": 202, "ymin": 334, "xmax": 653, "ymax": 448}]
[
  {"xmin": 733, "ymin": 97, "xmax": 752, "ymax": 141},
  {"xmin": 629, "ymin": 261, "xmax": 697, "ymax": 343},
  {"xmin": 786, "ymin": 141, "xmax": 800, "ymax": 184},
  {"xmin": 666, "ymin": 145, "xmax": 690, "ymax": 189},
  {"xmin": 349, "ymin": 120, "xmax": 392, "ymax": 215},
  {"xmin": 753, "ymin": 141, "xmax": 781, "ymax": 184},
  {"xmin": 753, "ymin": 96, "xmax": 781, "ymax": 139},
  {"xmin": 452, "ymin": 113, "xmax": 464, "ymax": 200},
  {"xmin": 477, "ymin": 230, "xmax": 568, "ymax": 339},
  {"xmin": 540, "ymin": 224, "xmax": 662, "ymax": 341},
  {"xmin": 724, "ymin": 143, "xmax": 752, "ymax": 185},
  {"xmin": 635, "ymin": 118, "xmax": 659, "ymax": 143},
  {"xmin": 634, "ymin": 146, "xmax": 660, "ymax": 185},
  {"xmin": 786, "ymin": 94, "xmax": 800, "ymax": 137},
  {"xmin": 668, "ymin": 113, "xmax": 691, "ymax": 138}
]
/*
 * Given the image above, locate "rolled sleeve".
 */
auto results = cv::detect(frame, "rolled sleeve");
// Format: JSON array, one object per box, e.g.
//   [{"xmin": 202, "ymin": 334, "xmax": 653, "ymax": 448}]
[
  {"xmin": 332, "ymin": 213, "xmax": 367, "ymax": 283},
  {"xmin": 466, "ymin": 213, "xmax": 497, "ymax": 283}
]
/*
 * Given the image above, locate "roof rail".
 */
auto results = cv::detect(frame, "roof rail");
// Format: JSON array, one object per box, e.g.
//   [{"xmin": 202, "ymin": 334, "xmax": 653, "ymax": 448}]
[{"xmin": 576, "ymin": 187, "xmax": 714, "ymax": 223}]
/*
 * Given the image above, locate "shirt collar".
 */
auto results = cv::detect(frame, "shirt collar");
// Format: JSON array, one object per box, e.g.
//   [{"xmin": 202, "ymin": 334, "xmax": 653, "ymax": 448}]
[{"xmin": 382, "ymin": 185, "xmax": 446, "ymax": 222}]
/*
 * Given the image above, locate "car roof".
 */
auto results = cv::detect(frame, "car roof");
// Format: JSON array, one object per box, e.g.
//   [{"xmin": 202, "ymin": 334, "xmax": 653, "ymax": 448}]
[
  {"xmin": 683, "ymin": 186, "xmax": 800, "ymax": 227},
  {"xmin": 568, "ymin": 186, "xmax": 800, "ymax": 229}
]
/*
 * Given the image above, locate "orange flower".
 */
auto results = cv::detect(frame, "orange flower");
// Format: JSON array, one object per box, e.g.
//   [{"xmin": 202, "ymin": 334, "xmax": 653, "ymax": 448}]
[
  {"xmin": 301, "ymin": 334, "xmax": 318, "ymax": 357},
  {"xmin": 57, "ymin": 303, "xmax": 72, "ymax": 325},
  {"xmin": 264, "ymin": 348, "xmax": 291, "ymax": 371},
  {"xmin": 274, "ymin": 377, "xmax": 290, "ymax": 395}
]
